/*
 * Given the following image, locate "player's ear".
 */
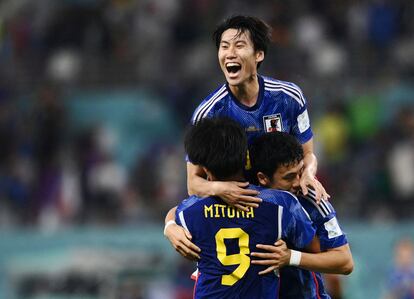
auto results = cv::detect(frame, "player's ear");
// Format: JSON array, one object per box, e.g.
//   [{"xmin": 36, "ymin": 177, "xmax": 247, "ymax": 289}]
[
  {"xmin": 203, "ymin": 167, "xmax": 214, "ymax": 181},
  {"xmin": 257, "ymin": 172, "xmax": 270, "ymax": 187},
  {"xmin": 255, "ymin": 50, "xmax": 264, "ymax": 64}
]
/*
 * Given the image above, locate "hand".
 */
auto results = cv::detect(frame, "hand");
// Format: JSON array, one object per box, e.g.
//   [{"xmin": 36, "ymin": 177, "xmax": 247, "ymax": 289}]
[
  {"xmin": 212, "ymin": 181, "xmax": 261, "ymax": 212},
  {"xmin": 299, "ymin": 169, "xmax": 330, "ymax": 203},
  {"xmin": 251, "ymin": 239, "xmax": 291, "ymax": 275},
  {"xmin": 164, "ymin": 223, "xmax": 201, "ymax": 261}
]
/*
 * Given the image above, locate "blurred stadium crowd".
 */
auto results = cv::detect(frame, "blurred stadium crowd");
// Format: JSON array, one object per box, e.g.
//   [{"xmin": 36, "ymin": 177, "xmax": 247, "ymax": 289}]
[{"xmin": 0, "ymin": 0, "xmax": 413, "ymax": 230}]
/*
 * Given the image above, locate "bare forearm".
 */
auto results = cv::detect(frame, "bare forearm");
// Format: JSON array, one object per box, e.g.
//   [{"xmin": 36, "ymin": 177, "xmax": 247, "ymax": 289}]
[
  {"xmin": 298, "ymin": 245, "xmax": 353, "ymax": 275},
  {"xmin": 303, "ymin": 151, "xmax": 317, "ymax": 176},
  {"xmin": 187, "ymin": 162, "xmax": 216, "ymax": 197},
  {"xmin": 301, "ymin": 139, "xmax": 317, "ymax": 176},
  {"xmin": 188, "ymin": 174, "xmax": 217, "ymax": 197},
  {"xmin": 186, "ymin": 162, "xmax": 260, "ymax": 209},
  {"xmin": 300, "ymin": 142, "xmax": 328, "ymax": 199}
]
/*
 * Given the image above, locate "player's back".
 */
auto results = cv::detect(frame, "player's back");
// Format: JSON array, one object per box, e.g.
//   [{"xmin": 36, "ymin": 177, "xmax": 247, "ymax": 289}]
[{"xmin": 176, "ymin": 185, "xmax": 315, "ymax": 299}]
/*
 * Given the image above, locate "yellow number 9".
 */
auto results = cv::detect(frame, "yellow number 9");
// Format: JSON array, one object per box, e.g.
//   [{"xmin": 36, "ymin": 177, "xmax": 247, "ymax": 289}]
[{"xmin": 215, "ymin": 228, "xmax": 250, "ymax": 286}]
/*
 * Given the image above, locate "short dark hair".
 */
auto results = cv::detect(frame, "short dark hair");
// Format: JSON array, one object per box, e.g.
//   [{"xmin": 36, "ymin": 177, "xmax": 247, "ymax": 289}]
[
  {"xmin": 249, "ymin": 132, "xmax": 304, "ymax": 179},
  {"xmin": 213, "ymin": 15, "xmax": 272, "ymax": 68},
  {"xmin": 185, "ymin": 117, "xmax": 247, "ymax": 180}
]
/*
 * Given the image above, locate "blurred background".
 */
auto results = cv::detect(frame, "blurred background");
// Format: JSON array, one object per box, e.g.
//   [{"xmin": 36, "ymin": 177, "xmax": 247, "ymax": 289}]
[{"xmin": 0, "ymin": 0, "xmax": 413, "ymax": 298}]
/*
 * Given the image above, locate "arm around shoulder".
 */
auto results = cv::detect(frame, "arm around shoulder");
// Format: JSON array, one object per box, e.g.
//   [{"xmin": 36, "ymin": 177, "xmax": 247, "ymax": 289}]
[
  {"xmin": 187, "ymin": 162, "xmax": 215, "ymax": 197},
  {"xmin": 186, "ymin": 162, "xmax": 261, "ymax": 210}
]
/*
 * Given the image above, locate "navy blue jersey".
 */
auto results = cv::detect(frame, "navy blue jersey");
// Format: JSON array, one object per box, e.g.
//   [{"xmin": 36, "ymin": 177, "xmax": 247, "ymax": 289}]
[
  {"xmin": 191, "ymin": 75, "xmax": 313, "ymax": 145},
  {"xmin": 280, "ymin": 190, "xmax": 348, "ymax": 299},
  {"xmin": 176, "ymin": 185, "xmax": 315, "ymax": 299}
]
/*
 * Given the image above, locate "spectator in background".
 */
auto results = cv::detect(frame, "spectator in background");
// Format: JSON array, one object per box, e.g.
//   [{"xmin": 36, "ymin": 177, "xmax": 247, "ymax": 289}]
[
  {"xmin": 383, "ymin": 239, "xmax": 414, "ymax": 299},
  {"xmin": 387, "ymin": 108, "xmax": 414, "ymax": 196},
  {"xmin": 31, "ymin": 84, "xmax": 68, "ymax": 226},
  {"xmin": 387, "ymin": 108, "xmax": 414, "ymax": 218},
  {"xmin": 0, "ymin": 92, "xmax": 33, "ymax": 226}
]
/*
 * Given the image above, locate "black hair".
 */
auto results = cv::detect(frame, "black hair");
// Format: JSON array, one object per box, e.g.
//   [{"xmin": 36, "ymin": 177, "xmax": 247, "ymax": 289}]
[
  {"xmin": 213, "ymin": 15, "xmax": 272, "ymax": 68},
  {"xmin": 185, "ymin": 117, "xmax": 247, "ymax": 180},
  {"xmin": 249, "ymin": 132, "xmax": 304, "ymax": 179}
]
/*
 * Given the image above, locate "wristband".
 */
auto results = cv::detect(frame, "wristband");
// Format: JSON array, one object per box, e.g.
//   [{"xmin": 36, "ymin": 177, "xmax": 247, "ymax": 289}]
[
  {"xmin": 289, "ymin": 250, "xmax": 302, "ymax": 266},
  {"xmin": 163, "ymin": 220, "xmax": 176, "ymax": 236}
]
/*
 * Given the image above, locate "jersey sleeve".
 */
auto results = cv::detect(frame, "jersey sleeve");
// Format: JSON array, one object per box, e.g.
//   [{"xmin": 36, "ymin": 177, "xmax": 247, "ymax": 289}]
[
  {"xmin": 190, "ymin": 85, "xmax": 226, "ymax": 124},
  {"xmin": 289, "ymin": 84, "xmax": 313, "ymax": 144},
  {"xmin": 314, "ymin": 201, "xmax": 348, "ymax": 251},
  {"xmin": 175, "ymin": 196, "xmax": 200, "ymax": 233},
  {"xmin": 175, "ymin": 201, "xmax": 187, "ymax": 228},
  {"xmin": 190, "ymin": 99, "xmax": 212, "ymax": 125},
  {"xmin": 299, "ymin": 195, "xmax": 348, "ymax": 251},
  {"xmin": 281, "ymin": 193, "xmax": 316, "ymax": 249}
]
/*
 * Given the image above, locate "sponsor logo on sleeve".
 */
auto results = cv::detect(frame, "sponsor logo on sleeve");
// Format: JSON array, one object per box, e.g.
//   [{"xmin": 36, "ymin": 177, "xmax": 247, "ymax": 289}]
[
  {"xmin": 324, "ymin": 217, "xmax": 343, "ymax": 239},
  {"xmin": 297, "ymin": 110, "xmax": 310, "ymax": 133}
]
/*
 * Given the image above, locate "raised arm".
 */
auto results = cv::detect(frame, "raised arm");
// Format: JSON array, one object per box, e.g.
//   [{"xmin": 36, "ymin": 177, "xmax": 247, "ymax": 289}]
[
  {"xmin": 300, "ymin": 139, "xmax": 329, "ymax": 201},
  {"xmin": 187, "ymin": 162, "xmax": 261, "ymax": 211}
]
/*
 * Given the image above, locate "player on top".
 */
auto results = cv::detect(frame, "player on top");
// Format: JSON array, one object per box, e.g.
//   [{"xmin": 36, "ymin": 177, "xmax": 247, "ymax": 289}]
[
  {"xmin": 176, "ymin": 117, "xmax": 317, "ymax": 298},
  {"xmin": 249, "ymin": 132, "xmax": 353, "ymax": 298},
  {"xmin": 187, "ymin": 15, "xmax": 328, "ymax": 211}
]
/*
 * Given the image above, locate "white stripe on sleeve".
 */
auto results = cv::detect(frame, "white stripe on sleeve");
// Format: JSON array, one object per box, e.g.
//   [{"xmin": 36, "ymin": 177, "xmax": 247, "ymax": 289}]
[
  {"xmin": 277, "ymin": 206, "xmax": 283, "ymax": 240},
  {"xmin": 179, "ymin": 211, "xmax": 189, "ymax": 231}
]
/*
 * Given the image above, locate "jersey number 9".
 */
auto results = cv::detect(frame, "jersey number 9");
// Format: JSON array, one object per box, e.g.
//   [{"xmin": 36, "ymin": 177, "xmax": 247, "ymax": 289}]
[{"xmin": 215, "ymin": 228, "xmax": 250, "ymax": 286}]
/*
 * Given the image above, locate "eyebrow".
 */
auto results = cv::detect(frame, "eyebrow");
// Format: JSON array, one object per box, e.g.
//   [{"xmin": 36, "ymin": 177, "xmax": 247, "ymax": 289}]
[
  {"xmin": 235, "ymin": 40, "xmax": 247, "ymax": 45},
  {"xmin": 282, "ymin": 172, "xmax": 298, "ymax": 179}
]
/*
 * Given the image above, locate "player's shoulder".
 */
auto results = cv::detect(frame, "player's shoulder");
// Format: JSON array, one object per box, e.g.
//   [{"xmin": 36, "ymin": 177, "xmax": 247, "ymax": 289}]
[
  {"xmin": 200, "ymin": 83, "xmax": 228, "ymax": 104},
  {"xmin": 262, "ymin": 75, "xmax": 302, "ymax": 90},
  {"xmin": 176, "ymin": 195, "xmax": 209, "ymax": 213},
  {"xmin": 258, "ymin": 187, "xmax": 299, "ymax": 207},
  {"xmin": 192, "ymin": 83, "xmax": 229, "ymax": 124},
  {"xmin": 261, "ymin": 75, "xmax": 306, "ymax": 107},
  {"xmin": 297, "ymin": 190, "xmax": 336, "ymax": 219}
]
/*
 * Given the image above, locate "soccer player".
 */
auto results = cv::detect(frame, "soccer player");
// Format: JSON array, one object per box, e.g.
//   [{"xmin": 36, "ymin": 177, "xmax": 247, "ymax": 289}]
[
  {"xmin": 174, "ymin": 117, "xmax": 317, "ymax": 298},
  {"xmin": 249, "ymin": 132, "xmax": 353, "ymax": 298},
  {"xmin": 187, "ymin": 15, "xmax": 328, "ymax": 210},
  {"xmin": 165, "ymin": 130, "xmax": 353, "ymax": 297}
]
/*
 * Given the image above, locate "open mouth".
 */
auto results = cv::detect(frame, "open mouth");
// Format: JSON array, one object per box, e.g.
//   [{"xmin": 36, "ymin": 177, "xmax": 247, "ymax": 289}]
[{"xmin": 226, "ymin": 62, "xmax": 241, "ymax": 74}]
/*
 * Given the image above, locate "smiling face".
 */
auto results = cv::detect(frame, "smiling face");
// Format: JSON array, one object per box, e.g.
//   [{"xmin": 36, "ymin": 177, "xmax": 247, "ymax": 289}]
[
  {"xmin": 257, "ymin": 160, "xmax": 304, "ymax": 193},
  {"xmin": 218, "ymin": 28, "xmax": 264, "ymax": 86}
]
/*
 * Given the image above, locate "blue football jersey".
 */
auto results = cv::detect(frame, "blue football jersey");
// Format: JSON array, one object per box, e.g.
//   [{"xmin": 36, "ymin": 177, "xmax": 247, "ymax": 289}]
[
  {"xmin": 175, "ymin": 185, "xmax": 315, "ymax": 299},
  {"xmin": 280, "ymin": 190, "xmax": 348, "ymax": 299},
  {"xmin": 191, "ymin": 75, "xmax": 313, "ymax": 145}
]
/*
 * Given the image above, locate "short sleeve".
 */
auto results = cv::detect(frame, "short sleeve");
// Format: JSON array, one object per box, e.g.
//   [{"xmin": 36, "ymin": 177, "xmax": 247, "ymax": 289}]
[
  {"xmin": 175, "ymin": 203, "xmax": 184, "ymax": 227},
  {"xmin": 290, "ymin": 85, "xmax": 313, "ymax": 144},
  {"xmin": 313, "ymin": 201, "xmax": 348, "ymax": 251},
  {"xmin": 190, "ymin": 85, "xmax": 226, "ymax": 125},
  {"xmin": 175, "ymin": 196, "xmax": 200, "ymax": 232}
]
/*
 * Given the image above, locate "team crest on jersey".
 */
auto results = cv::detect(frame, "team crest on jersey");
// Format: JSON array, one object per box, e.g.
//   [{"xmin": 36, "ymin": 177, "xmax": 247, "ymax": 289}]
[{"xmin": 263, "ymin": 114, "xmax": 283, "ymax": 133}]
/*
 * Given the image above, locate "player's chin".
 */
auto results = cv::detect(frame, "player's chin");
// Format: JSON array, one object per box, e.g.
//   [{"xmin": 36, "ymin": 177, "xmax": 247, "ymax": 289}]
[{"xmin": 226, "ymin": 75, "xmax": 242, "ymax": 86}]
